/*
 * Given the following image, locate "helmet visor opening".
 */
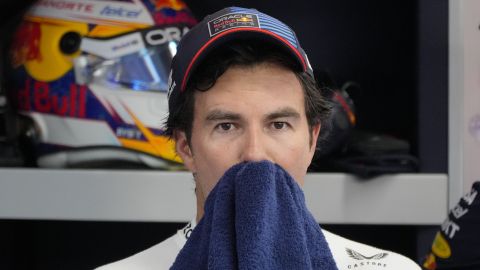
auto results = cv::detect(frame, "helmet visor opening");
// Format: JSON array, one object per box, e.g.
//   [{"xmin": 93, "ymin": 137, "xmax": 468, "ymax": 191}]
[{"xmin": 75, "ymin": 41, "xmax": 177, "ymax": 92}]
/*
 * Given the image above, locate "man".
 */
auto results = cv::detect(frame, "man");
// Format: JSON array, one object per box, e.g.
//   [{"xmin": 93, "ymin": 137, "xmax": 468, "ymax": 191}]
[
  {"xmin": 422, "ymin": 181, "xmax": 480, "ymax": 270},
  {"xmin": 97, "ymin": 7, "xmax": 420, "ymax": 269}
]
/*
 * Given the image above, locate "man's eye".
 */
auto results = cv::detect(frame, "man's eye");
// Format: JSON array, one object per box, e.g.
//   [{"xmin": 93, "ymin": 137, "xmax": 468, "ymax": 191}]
[
  {"xmin": 272, "ymin": 122, "xmax": 287, "ymax": 129},
  {"xmin": 218, "ymin": 123, "xmax": 233, "ymax": 131}
]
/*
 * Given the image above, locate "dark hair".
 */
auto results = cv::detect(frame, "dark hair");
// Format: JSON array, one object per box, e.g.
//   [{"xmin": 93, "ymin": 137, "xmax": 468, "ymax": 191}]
[{"xmin": 165, "ymin": 39, "xmax": 331, "ymax": 145}]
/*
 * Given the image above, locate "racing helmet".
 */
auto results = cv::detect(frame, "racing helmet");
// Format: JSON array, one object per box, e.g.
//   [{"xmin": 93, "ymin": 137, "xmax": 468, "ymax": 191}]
[
  {"xmin": 313, "ymin": 70, "xmax": 356, "ymax": 160},
  {"xmin": 8, "ymin": 0, "xmax": 197, "ymax": 169}
]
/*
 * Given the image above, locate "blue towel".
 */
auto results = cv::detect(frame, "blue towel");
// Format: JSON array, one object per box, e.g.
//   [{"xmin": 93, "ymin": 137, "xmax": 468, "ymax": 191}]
[{"xmin": 171, "ymin": 160, "xmax": 338, "ymax": 270}]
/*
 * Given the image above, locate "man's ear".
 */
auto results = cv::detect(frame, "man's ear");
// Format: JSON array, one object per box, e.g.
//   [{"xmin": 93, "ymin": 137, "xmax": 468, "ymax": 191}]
[
  {"xmin": 310, "ymin": 123, "xmax": 321, "ymax": 153},
  {"xmin": 174, "ymin": 130, "xmax": 196, "ymax": 172}
]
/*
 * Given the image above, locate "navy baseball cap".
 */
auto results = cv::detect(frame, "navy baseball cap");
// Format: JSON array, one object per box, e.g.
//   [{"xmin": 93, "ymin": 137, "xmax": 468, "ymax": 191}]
[{"xmin": 167, "ymin": 6, "xmax": 313, "ymax": 108}]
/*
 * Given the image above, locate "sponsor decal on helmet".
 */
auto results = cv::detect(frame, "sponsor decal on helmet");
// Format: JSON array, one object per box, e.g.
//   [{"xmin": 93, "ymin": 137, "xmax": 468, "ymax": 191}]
[
  {"xmin": 82, "ymin": 25, "xmax": 187, "ymax": 59},
  {"xmin": 116, "ymin": 126, "xmax": 143, "ymax": 140},
  {"xmin": 345, "ymin": 248, "xmax": 389, "ymax": 269},
  {"xmin": 144, "ymin": 26, "xmax": 188, "ymax": 46},
  {"xmin": 34, "ymin": 0, "xmax": 94, "ymax": 13},
  {"xmin": 29, "ymin": 0, "xmax": 154, "ymax": 26},
  {"xmin": 208, "ymin": 13, "xmax": 259, "ymax": 37},
  {"xmin": 100, "ymin": 5, "xmax": 142, "ymax": 18},
  {"xmin": 17, "ymin": 78, "xmax": 87, "ymax": 118},
  {"xmin": 81, "ymin": 32, "xmax": 146, "ymax": 59},
  {"xmin": 112, "ymin": 38, "xmax": 140, "ymax": 51}
]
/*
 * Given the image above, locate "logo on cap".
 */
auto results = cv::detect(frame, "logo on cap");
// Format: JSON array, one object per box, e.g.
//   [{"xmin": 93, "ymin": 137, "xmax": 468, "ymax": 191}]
[{"xmin": 208, "ymin": 13, "xmax": 260, "ymax": 37}]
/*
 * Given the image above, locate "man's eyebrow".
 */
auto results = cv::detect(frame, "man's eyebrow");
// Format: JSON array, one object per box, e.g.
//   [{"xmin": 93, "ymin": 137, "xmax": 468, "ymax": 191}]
[
  {"xmin": 265, "ymin": 107, "xmax": 301, "ymax": 121},
  {"xmin": 205, "ymin": 109, "xmax": 242, "ymax": 121}
]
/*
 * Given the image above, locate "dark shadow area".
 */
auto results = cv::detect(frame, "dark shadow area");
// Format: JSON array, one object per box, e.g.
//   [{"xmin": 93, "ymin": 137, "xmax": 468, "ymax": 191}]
[{"xmin": 0, "ymin": 220, "xmax": 433, "ymax": 270}]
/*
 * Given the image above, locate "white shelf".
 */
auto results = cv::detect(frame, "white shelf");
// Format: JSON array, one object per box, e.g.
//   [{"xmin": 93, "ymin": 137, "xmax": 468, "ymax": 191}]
[{"xmin": 0, "ymin": 168, "xmax": 448, "ymax": 225}]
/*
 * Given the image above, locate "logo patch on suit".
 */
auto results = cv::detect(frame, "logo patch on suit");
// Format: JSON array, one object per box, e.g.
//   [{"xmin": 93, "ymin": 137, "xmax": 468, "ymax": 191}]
[
  {"xmin": 345, "ymin": 248, "xmax": 389, "ymax": 269},
  {"xmin": 346, "ymin": 248, "xmax": 389, "ymax": 260}
]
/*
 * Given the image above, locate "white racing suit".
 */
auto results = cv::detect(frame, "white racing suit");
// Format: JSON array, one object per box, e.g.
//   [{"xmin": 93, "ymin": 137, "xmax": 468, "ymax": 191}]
[{"xmin": 96, "ymin": 219, "xmax": 421, "ymax": 270}]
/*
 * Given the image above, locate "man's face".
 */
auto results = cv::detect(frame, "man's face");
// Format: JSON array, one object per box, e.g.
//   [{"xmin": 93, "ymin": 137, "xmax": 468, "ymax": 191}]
[{"xmin": 175, "ymin": 62, "xmax": 320, "ymax": 208}]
